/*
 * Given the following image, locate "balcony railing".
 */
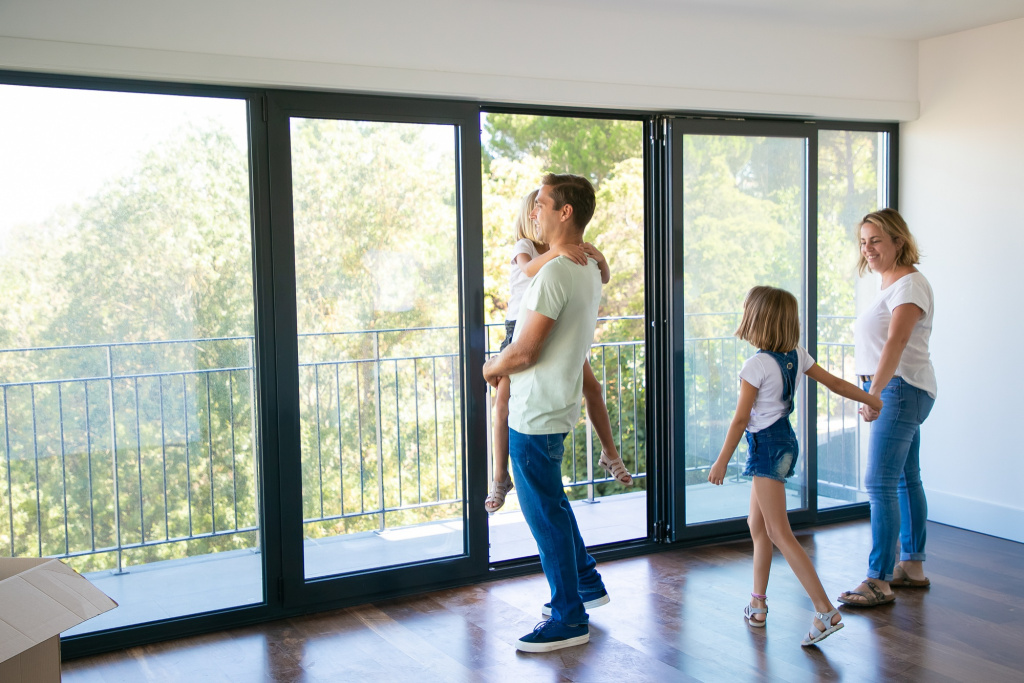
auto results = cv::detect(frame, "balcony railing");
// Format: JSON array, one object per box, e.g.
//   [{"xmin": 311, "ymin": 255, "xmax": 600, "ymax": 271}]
[
  {"xmin": 0, "ymin": 313, "xmax": 862, "ymax": 571},
  {"xmin": 0, "ymin": 316, "xmax": 647, "ymax": 570}
]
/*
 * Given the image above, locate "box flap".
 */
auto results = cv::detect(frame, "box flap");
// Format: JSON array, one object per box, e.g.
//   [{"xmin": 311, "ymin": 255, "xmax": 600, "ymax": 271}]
[{"xmin": 0, "ymin": 559, "xmax": 117, "ymax": 664}]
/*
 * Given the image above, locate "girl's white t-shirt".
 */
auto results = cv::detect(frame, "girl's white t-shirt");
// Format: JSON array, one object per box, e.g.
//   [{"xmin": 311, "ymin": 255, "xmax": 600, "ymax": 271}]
[
  {"xmin": 507, "ymin": 238, "xmax": 540, "ymax": 321},
  {"xmin": 739, "ymin": 346, "xmax": 815, "ymax": 432},
  {"xmin": 854, "ymin": 271, "xmax": 936, "ymax": 398}
]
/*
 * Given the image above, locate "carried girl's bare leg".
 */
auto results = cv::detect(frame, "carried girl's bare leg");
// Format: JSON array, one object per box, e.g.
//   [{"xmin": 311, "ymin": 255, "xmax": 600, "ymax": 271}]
[
  {"xmin": 747, "ymin": 485, "xmax": 771, "ymax": 624},
  {"xmin": 485, "ymin": 376, "xmax": 514, "ymax": 513},
  {"xmin": 582, "ymin": 360, "xmax": 631, "ymax": 485},
  {"xmin": 752, "ymin": 477, "xmax": 842, "ymax": 640}
]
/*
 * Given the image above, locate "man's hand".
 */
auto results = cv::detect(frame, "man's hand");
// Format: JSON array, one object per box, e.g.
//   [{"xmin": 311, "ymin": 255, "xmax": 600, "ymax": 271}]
[{"xmin": 482, "ymin": 358, "xmax": 503, "ymax": 388}]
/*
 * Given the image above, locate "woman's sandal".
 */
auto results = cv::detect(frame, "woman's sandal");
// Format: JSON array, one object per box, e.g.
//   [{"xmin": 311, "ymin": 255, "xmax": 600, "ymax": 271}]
[
  {"xmin": 892, "ymin": 564, "xmax": 931, "ymax": 588},
  {"xmin": 744, "ymin": 593, "xmax": 767, "ymax": 628},
  {"xmin": 598, "ymin": 452, "xmax": 633, "ymax": 486},
  {"xmin": 837, "ymin": 579, "xmax": 896, "ymax": 607},
  {"xmin": 484, "ymin": 475, "xmax": 514, "ymax": 513},
  {"xmin": 801, "ymin": 608, "xmax": 844, "ymax": 646}
]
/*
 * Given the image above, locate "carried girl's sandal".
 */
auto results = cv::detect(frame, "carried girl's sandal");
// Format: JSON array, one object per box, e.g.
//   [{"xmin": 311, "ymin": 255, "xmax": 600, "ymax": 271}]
[
  {"xmin": 598, "ymin": 452, "xmax": 633, "ymax": 486},
  {"xmin": 801, "ymin": 608, "xmax": 844, "ymax": 646},
  {"xmin": 744, "ymin": 593, "xmax": 767, "ymax": 627},
  {"xmin": 484, "ymin": 475, "xmax": 514, "ymax": 513}
]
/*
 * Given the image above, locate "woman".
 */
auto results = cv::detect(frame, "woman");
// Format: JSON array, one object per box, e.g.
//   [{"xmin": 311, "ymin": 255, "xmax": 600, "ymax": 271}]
[{"xmin": 839, "ymin": 208, "xmax": 937, "ymax": 608}]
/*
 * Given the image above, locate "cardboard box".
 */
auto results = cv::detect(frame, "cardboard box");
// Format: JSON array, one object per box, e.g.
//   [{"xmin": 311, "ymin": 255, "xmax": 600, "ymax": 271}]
[{"xmin": 0, "ymin": 558, "xmax": 118, "ymax": 682}]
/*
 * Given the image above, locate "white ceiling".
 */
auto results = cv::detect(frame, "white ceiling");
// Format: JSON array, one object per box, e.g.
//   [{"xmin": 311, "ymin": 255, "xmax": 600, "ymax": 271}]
[{"xmin": 509, "ymin": 0, "xmax": 1024, "ymax": 41}]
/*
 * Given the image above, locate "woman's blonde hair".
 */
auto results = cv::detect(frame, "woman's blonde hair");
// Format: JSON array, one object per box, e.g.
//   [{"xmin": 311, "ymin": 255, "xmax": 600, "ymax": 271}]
[
  {"xmin": 858, "ymin": 208, "xmax": 920, "ymax": 276},
  {"xmin": 514, "ymin": 189, "xmax": 541, "ymax": 246},
  {"xmin": 735, "ymin": 286, "xmax": 800, "ymax": 353}
]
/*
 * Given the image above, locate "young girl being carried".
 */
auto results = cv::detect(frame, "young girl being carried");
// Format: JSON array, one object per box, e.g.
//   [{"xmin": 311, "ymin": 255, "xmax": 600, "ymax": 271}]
[
  {"xmin": 485, "ymin": 190, "xmax": 632, "ymax": 513},
  {"xmin": 708, "ymin": 285, "xmax": 882, "ymax": 646}
]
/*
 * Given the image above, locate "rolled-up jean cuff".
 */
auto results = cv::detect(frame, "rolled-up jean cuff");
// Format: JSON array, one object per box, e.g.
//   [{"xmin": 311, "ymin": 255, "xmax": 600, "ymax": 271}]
[
  {"xmin": 866, "ymin": 570, "xmax": 894, "ymax": 582},
  {"xmin": 901, "ymin": 552, "xmax": 926, "ymax": 562}
]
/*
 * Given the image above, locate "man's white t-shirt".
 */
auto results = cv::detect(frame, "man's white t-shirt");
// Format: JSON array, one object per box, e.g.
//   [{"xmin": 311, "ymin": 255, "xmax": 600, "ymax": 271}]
[
  {"xmin": 739, "ymin": 346, "xmax": 815, "ymax": 432},
  {"xmin": 854, "ymin": 271, "xmax": 936, "ymax": 398},
  {"xmin": 507, "ymin": 238, "xmax": 540, "ymax": 321},
  {"xmin": 508, "ymin": 256, "xmax": 602, "ymax": 435}
]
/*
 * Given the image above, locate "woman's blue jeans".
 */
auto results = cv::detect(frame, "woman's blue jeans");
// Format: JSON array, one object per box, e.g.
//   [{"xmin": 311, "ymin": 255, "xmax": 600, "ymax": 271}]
[
  {"xmin": 863, "ymin": 377, "xmax": 935, "ymax": 581},
  {"xmin": 508, "ymin": 428, "xmax": 605, "ymax": 625}
]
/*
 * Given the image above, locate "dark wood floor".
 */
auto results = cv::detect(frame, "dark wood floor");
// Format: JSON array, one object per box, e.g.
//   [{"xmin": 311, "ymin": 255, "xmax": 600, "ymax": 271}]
[{"xmin": 62, "ymin": 520, "xmax": 1024, "ymax": 682}]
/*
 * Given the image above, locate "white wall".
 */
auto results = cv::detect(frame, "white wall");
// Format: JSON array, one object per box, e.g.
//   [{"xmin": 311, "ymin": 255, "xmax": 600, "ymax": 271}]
[
  {"xmin": 0, "ymin": 0, "xmax": 918, "ymax": 120},
  {"xmin": 902, "ymin": 17, "xmax": 1024, "ymax": 542}
]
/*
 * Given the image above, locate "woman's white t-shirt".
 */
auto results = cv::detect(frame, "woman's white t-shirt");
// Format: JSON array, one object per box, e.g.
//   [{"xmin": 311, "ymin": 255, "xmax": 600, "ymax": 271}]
[
  {"xmin": 507, "ymin": 238, "xmax": 540, "ymax": 321},
  {"xmin": 854, "ymin": 271, "xmax": 936, "ymax": 398},
  {"xmin": 739, "ymin": 346, "xmax": 815, "ymax": 432}
]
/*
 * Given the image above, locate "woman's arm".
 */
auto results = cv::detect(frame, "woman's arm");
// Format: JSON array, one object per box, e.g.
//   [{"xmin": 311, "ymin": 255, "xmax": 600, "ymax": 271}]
[
  {"xmin": 582, "ymin": 242, "xmax": 610, "ymax": 284},
  {"xmin": 708, "ymin": 380, "xmax": 758, "ymax": 485},
  {"xmin": 869, "ymin": 303, "xmax": 923, "ymax": 396},
  {"xmin": 805, "ymin": 364, "xmax": 883, "ymax": 413}
]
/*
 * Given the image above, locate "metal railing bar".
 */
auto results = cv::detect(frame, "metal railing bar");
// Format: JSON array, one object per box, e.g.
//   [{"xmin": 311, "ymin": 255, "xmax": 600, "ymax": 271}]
[
  {"xmin": 414, "ymin": 358, "xmax": 422, "ymax": 504},
  {"xmin": 84, "ymin": 382, "xmax": 95, "ymax": 552},
  {"xmin": 182, "ymin": 375, "xmax": 192, "ymax": 538},
  {"xmin": 58, "ymin": 383, "xmax": 69, "ymax": 556},
  {"xmin": 205, "ymin": 374, "xmax": 215, "ymax": 534},
  {"xmin": 334, "ymin": 364, "xmax": 344, "ymax": 515},
  {"xmin": 159, "ymin": 378, "xmax": 169, "ymax": 541},
  {"xmin": 432, "ymin": 357, "xmax": 439, "ymax": 501},
  {"xmin": 314, "ymin": 364, "xmax": 323, "ymax": 519},
  {"xmin": 1, "ymin": 365, "xmax": 254, "ymax": 390},
  {"xmin": 355, "ymin": 364, "xmax": 364, "ymax": 514},
  {"xmin": 229, "ymin": 371, "xmax": 238, "ymax": 531},
  {"xmin": 134, "ymin": 378, "xmax": 145, "ymax": 545},
  {"xmin": 4, "ymin": 387, "xmax": 14, "ymax": 556},
  {"xmin": 394, "ymin": 359, "xmax": 402, "ymax": 508},
  {"xmin": 31, "ymin": 384, "xmax": 42, "ymax": 557},
  {"xmin": 0, "ymin": 335, "xmax": 256, "ymax": 355}
]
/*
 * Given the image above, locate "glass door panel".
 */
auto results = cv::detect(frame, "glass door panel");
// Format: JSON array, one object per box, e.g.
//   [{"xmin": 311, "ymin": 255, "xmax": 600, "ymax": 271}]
[
  {"xmin": 681, "ymin": 133, "xmax": 808, "ymax": 525},
  {"xmin": 288, "ymin": 118, "xmax": 464, "ymax": 579},
  {"xmin": 816, "ymin": 129, "xmax": 889, "ymax": 510},
  {"xmin": 0, "ymin": 84, "xmax": 263, "ymax": 633},
  {"xmin": 479, "ymin": 113, "xmax": 648, "ymax": 562}
]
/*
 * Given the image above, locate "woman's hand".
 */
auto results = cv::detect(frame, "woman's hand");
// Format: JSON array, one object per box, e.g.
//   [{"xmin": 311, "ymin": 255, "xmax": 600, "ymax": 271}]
[
  {"xmin": 708, "ymin": 460, "xmax": 728, "ymax": 485},
  {"xmin": 552, "ymin": 243, "xmax": 588, "ymax": 265}
]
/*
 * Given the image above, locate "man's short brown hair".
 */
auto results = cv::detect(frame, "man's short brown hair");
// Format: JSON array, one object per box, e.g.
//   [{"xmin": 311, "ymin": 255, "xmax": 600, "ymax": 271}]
[{"xmin": 541, "ymin": 173, "xmax": 596, "ymax": 232}]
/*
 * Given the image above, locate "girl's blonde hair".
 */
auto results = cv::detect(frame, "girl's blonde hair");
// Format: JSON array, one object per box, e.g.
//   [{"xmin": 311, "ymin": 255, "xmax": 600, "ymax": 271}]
[
  {"xmin": 735, "ymin": 286, "xmax": 800, "ymax": 353},
  {"xmin": 514, "ymin": 189, "xmax": 541, "ymax": 246},
  {"xmin": 857, "ymin": 208, "xmax": 920, "ymax": 276}
]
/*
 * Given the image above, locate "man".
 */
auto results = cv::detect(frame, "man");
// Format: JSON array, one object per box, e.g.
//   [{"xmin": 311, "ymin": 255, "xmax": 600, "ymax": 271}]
[{"xmin": 482, "ymin": 173, "xmax": 607, "ymax": 653}]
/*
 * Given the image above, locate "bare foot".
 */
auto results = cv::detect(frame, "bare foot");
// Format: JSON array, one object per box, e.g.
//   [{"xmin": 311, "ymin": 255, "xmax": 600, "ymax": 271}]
[
  {"xmin": 897, "ymin": 561, "xmax": 927, "ymax": 581},
  {"xmin": 838, "ymin": 579, "xmax": 894, "ymax": 606}
]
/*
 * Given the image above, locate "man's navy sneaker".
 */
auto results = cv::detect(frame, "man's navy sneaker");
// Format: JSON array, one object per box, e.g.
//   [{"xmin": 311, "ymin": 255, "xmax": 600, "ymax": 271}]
[
  {"xmin": 541, "ymin": 588, "xmax": 609, "ymax": 617},
  {"xmin": 515, "ymin": 619, "xmax": 589, "ymax": 653}
]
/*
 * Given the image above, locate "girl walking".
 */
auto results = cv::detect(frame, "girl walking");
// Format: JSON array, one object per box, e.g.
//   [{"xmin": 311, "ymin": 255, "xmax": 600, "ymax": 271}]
[
  {"xmin": 486, "ymin": 190, "xmax": 632, "ymax": 513},
  {"xmin": 708, "ymin": 285, "xmax": 882, "ymax": 645}
]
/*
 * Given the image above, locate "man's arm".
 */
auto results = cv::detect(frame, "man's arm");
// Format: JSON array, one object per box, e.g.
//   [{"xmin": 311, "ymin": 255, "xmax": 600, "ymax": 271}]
[{"xmin": 482, "ymin": 309, "xmax": 556, "ymax": 387}]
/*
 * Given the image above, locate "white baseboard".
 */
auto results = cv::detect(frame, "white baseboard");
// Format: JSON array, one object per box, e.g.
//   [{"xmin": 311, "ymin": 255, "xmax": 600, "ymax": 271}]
[{"xmin": 926, "ymin": 489, "xmax": 1024, "ymax": 543}]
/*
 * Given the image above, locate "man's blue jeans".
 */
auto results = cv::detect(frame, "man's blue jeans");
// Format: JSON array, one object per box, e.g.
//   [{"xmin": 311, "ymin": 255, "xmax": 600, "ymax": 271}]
[
  {"xmin": 509, "ymin": 428, "xmax": 605, "ymax": 625},
  {"xmin": 864, "ymin": 377, "xmax": 935, "ymax": 581}
]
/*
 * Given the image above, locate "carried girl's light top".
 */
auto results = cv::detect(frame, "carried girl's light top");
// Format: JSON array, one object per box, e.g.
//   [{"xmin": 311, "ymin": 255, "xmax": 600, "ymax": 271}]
[
  {"xmin": 739, "ymin": 346, "xmax": 815, "ymax": 432},
  {"xmin": 854, "ymin": 271, "xmax": 937, "ymax": 399},
  {"xmin": 507, "ymin": 238, "xmax": 540, "ymax": 321}
]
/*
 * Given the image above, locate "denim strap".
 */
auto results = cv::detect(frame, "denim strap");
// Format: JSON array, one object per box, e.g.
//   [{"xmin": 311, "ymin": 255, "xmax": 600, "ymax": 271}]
[{"xmin": 756, "ymin": 349, "xmax": 799, "ymax": 417}]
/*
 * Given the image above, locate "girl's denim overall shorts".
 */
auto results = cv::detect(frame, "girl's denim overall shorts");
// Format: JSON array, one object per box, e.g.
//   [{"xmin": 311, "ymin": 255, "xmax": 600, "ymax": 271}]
[{"xmin": 742, "ymin": 349, "xmax": 799, "ymax": 482}]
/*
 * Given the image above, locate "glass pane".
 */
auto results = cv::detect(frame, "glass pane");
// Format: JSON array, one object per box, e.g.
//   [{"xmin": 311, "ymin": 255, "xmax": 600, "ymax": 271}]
[
  {"xmin": 290, "ymin": 119, "xmax": 463, "ymax": 579},
  {"xmin": 0, "ymin": 85, "xmax": 262, "ymax": 633},
  {"xmin": 817, "ymin": 130, "xmax": 887, "ymax": 510},
  {"xmin": 481, "ymin": 114, "xmax": 647, "ymax": 562},
  {"xmin": 682, "ymin": 135, "xmax": 807, "ymax": 525}
]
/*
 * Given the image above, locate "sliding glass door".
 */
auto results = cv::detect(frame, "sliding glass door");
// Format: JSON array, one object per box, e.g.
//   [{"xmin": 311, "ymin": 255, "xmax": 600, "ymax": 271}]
[{"xmin": 265, "ymin": 93, "xmax": 486, "ymax": 604}]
